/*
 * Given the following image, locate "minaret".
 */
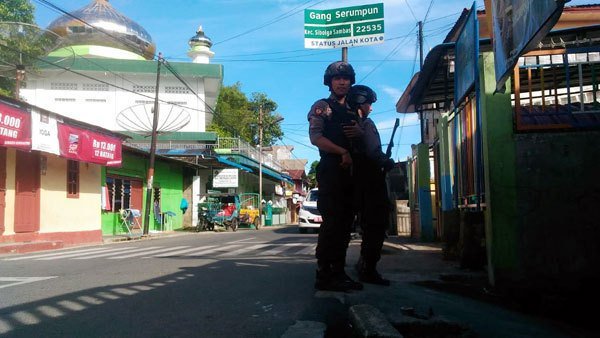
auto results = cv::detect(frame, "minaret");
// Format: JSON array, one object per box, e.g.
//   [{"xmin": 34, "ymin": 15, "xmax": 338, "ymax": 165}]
[{"xmin": 187, "ymin": 26, "xmax": 214, "ymax": 64}]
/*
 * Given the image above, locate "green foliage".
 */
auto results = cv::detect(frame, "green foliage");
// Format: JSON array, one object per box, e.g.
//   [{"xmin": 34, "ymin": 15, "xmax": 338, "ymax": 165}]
[
  {"xmin": 0, "ymin": 0, "xmax": 39, "ymax": 97},
  {"xmin": 211, "ymin": 82, "xmax": 283, "ymax": 147},
  {"xmin": 0, "ymin": 0, "xmax": 35, "ymax": 23},
  {"xmin": 307, "ymin": 160, "xmax": 319, "ymax": 188}
]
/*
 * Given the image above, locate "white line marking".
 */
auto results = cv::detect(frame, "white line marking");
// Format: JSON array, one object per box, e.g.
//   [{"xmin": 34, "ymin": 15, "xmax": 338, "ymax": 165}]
[
  {"xmin": 0, "ymin": 276, "xmax": 58, "ymax": 289},
  {"xmin": 184, "ymin": 244, "xmax": 241, "ymax": 256},
  {"xmin": 36, "ymin": 246, "xmax": 139, "ymax": 260},
  {"xmin": 258, "ymin": 243, "xmax": 304, "ymax": 256},
  {"xmin": 72, "ymin": 246, "xmax": 165, "ymax": 259},
  {"xmin": 227, "ymin": 237, "xmax": 256, "ymax": 243},
  {"xmin": 296, "ymin": 244, "xmax": 317, "ymax": 255},
  {"xmin": 3, "ymin": 247, "xmax": 113, "ymax": 261},
  {"xmin": 217, "ymin": 244, "xmax": 271, "ymax": 257},
  {"xmin": 150, "ymin": 245, "xmax": 218, "ymax": 258}
]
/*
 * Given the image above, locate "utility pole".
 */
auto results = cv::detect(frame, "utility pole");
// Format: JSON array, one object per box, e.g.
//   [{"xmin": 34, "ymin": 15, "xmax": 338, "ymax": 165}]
[
  {"xmin": 143, "ymin": 53, "xmax": 163, "ymax": 235},
  {"xmin": 14, "ymin": 65, "xmax": 25, "ymax": 100},
  {"xmin": 418, "ymin": 21, "xmax": 425, "ymax": 143},
  {"xmin": 258, "ymin": 105, "xmax": 264, "ymax": 228},
  {"xmin": 418, "ymin": 21, "xmax": 424, "ymax": 69}
]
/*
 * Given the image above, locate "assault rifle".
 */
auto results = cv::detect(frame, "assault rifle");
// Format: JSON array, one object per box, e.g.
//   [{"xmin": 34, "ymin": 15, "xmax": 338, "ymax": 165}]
[{"xmin": 385, "ymin": 118, "xmax": 400, "ymax": 158}]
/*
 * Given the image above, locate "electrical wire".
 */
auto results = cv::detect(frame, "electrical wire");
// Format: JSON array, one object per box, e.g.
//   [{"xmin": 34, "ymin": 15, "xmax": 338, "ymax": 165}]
[
  {"xmin": 0, "ymin": 42, "xmax": 204, "ymax": 113},
  {"xmin": 356, "ymin": 25, "xmax": 417, "ymax": 83},
  {"xmin": 213, "ymin": 0, "xmax": 326, "ymax": 46}
]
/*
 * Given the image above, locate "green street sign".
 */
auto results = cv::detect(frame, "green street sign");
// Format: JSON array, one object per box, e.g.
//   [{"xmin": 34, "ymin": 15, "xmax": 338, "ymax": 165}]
[
  {"xmin": 305, "ymin": 3, "xmax": 384, "ymax": 25},
  {"xmin": 304, "ymin": 3, "xmax": 384, "ymax": 49}
]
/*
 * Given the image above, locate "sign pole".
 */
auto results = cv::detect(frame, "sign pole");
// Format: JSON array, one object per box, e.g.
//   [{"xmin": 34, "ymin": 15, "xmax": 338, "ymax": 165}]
[
  {"xmin": 258, "ymin": 105, "xmax": 263, "ymax": 228},
  {"xmin": 143, "ymin": 53, "xmax": 163, "ymax": 236},
  {"xmin": 342, "ymin": 47, "xmax": 348, "ymax": 62}
]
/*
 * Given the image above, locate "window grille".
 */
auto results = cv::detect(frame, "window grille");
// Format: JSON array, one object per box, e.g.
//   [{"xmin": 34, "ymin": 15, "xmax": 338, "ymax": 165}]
[
  {"xmin": 51, "ymin": 83, "xmax": 77, "ymax": 90},
  {"xmin": 67, "ymin": 160, "xmax": 79, "ymax": 198}
]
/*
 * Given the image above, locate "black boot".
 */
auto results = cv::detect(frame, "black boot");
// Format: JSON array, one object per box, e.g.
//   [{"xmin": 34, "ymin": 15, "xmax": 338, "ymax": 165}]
[
  {"xmin": 356, "ymin": 258, "xmax": 390, "ymax": 286},
  {"xmin": 315, "ymin": 263, "xmax": 351, "ymax": 292},
  {"xmin": 332, "ymin": 262, "xmax": 363, "ymax": 291}
]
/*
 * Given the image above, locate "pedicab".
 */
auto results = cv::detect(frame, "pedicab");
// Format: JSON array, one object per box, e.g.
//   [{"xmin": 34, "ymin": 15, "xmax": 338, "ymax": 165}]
[
  {"xmin": 196, "ymin": 192, "xmax": 241, "ymax": 232},
  {"xmin": 238, "ymin": 193, "xmax": 261, "ymax": 230}
]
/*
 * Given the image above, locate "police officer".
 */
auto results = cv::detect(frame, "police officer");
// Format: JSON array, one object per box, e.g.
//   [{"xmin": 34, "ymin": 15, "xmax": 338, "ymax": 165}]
[
  {"xmin": 308, "ymin": 61, "xmax": 363, "ymax": 292},
  {"xmin": 346, "ymin": 84, "xmax": 394, "ymax": 286}
]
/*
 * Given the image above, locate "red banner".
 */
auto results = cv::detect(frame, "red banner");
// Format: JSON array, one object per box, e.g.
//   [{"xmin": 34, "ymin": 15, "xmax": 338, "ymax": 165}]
[
  {"xmin": 0, "ymin": 101, "xmax": 31, "ymax": 150},
  {"xmin": 58, "ymin": 123, "xmax": 122, "ymax": 167}
]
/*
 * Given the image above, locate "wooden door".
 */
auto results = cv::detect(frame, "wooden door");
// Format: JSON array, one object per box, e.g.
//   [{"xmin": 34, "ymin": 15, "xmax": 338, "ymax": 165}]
[
  {"xmin": 130, "ymin": 180, "xmax": 143, "ymax": 210},
  {"xmin": 0, "ymin": 148, "xmax": 6, "ymax": 234},
  {"xmin": 14, "ymin": 151, "xmax": 40, "ymax": 233}
]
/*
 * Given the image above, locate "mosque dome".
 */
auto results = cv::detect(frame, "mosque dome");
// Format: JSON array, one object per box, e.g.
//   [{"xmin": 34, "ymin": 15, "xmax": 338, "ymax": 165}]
[{"xmin": 47, "ymin": 0, "xmax": 156, "ymax": 60}]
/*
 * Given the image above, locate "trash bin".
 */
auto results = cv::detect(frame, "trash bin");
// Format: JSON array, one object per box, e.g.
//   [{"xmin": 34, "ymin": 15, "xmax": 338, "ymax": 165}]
[{"xmin": 265, "ymin": 203, "xmax": 273, "ymax": 226}]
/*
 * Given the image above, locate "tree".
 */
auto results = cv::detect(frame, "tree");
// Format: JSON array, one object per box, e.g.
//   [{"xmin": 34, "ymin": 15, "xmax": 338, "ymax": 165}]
[
  {"xmin": 307, "ymin": 160, "xmax": 319, "ymax": 189},
  {"xmin": 0, "ymin": 0, "xmax": 37, "ymax": 97},
  {"xmin": 0, "ymin": 0, "xmax": 34, "ymax": 23},
  {"xmin": 211, "ymin": 82, "xmax": 283, "ymax": 147}
]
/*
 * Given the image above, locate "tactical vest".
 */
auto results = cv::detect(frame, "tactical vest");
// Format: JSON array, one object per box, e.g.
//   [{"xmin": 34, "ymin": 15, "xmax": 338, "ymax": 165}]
[{"xmin": 319, "ymin": 98, "xmax": 359, "ymax": 159}]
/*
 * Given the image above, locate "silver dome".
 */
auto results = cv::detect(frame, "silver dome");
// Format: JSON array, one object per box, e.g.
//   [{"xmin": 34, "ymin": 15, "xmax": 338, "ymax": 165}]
[{"xmin": 47, "ymin": 0, "xmax": 156, "ymax": 60}]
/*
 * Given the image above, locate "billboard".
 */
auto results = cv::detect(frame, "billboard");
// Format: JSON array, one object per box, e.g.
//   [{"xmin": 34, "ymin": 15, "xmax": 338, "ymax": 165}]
[
  {"xmin": 454, "ymin": 3, "xmax": 478, "ymax": 105},
  {"xmin": 58, "ymin": 123, "xmax": 123, "ymax": 167},
  {"xmin": 0, "ymin": 101, "xmax": 31, "ymax": 150},
  {"xmin": 304, "ymin": 3, "xmax": 384, "ymax": 49},
  {"xmin": 491, "ymin": 0, "xmax": 565, "ymax": 92}
]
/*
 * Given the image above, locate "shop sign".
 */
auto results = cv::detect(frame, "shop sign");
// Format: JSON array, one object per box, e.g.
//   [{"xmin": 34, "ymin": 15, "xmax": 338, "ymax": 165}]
[
  {"xmin": 0, "ymin": 101, "xmax": 31, "ymax": 150},
  {"xmin": 212, "ymin": 168, "xmax": 239, "ymax": 188},
  {"xmin": 58, "ymin": 123, "xmax": 122, "ymax": 167},
  {"xmin": 31, "ymin": 109, "xmax": 60, "ymax": 155}
]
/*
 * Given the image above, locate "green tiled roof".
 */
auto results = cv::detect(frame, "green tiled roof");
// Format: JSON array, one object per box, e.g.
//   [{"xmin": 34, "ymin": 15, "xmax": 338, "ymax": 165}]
[
  {"xmin": 123, "ymin": 131, "xmax": 218, "ymax": 141},
  {"xmin": 38, "ymin": 56, "xmax": 223, "ymax": 78}
]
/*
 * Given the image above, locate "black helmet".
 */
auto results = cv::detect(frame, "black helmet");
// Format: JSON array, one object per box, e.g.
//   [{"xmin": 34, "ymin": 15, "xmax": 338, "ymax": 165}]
[
  {"xmin": 323, "ymin": 61, "xmax": 356, "ymax": 86},
  {"xmin": 347, "ymin": 85, "xmax": 377, "ymax": 111}
]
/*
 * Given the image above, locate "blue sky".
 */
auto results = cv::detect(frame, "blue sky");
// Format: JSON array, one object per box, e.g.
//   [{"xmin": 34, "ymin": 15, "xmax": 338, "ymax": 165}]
[{"xmin": 32, "ymin": 0, "xmax": 595, "ymax": 169}]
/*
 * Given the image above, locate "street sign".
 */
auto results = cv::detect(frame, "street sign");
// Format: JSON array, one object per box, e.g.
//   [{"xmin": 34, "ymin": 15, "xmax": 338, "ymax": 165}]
[{"xmin": 304, "ymin": 3, "xmax": 384, "ymax": 49}]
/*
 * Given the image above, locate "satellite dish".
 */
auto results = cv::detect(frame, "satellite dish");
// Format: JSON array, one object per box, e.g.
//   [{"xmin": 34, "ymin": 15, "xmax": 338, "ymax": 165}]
[
  {"xmin": 0, "ymin": 22, "xmax": 74, "ymax": 95},
  {"xmin": 117, "ymin": 103, "xmax": 191, "ymax": 136}
]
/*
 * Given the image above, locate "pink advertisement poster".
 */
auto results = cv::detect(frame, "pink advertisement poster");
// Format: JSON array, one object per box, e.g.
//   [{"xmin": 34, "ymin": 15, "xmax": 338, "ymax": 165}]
[{"xmin": 58, "ymin": 123, "xmax": 122, "ymax": 167}]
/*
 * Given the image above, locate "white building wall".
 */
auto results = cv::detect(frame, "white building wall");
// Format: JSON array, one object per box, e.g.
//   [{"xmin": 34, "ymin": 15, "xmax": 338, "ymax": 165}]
[{"xmin": 21, "ymin": 70, "xmax": 209, "ymax": 133}]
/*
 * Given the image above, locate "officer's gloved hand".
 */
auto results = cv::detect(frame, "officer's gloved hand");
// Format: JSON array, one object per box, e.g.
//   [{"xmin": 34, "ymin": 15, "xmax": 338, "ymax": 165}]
[{"xmin": 382, "ymin": 158, "xmax": 395, "ymax": 172}]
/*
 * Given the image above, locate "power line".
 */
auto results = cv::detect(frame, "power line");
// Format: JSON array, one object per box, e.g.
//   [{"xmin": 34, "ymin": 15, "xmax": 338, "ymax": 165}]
[
  {"xmin": 404, "ymin": 0, "xmax": 419, "ymax": 23},
  {"xmin": 214, "ymin": 0, "xmax": 326, "ymax": 46},
  {"xmin": 0, "ymin": 42, "xmax": 204, "ymax": 114},
  {"xmin": 356, "ymin": 25, "xmax": 417, "ymax": 83}
]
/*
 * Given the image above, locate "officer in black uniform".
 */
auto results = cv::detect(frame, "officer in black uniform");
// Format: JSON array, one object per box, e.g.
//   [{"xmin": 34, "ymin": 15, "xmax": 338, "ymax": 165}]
[
  {"xmin": 346, "ymin": 85, "xmax": 394, "ymax": 286},
  {"xmin": 308, "ymin": 61, "xmax": 363, "ymax": 292}
]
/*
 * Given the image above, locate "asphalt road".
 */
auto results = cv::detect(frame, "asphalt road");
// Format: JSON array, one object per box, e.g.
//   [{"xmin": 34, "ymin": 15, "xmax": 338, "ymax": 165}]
[{"xmin": 0, "ymin": 227, "xmax": 348, "ymax": 337}]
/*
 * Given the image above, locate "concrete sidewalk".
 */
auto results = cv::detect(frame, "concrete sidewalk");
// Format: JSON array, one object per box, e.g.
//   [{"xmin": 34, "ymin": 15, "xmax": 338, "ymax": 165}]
[{"xmin": 336, "ymin": 236, "xmax": 596, "ymax": 338}]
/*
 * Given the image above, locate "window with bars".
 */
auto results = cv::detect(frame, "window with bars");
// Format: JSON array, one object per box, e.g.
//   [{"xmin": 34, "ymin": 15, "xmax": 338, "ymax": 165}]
[
  {"xmin": 133, "ymin": 85, "xmax": 155, "ymax": 93},
  {"xmin": 449, "ymin": 97, "xmax": 484, "ymax": 208},
  {"xmin": 51, "ymin": 82, "xmax": 77, "ymax": 90},
  {"xmin": 67, "ymin": 160, "xmax": 79, "ymax": 198},
  {"xmin": 512, "ymin": 50, "xmax": 600, "ymax": 131},
  {"xmin": 106, "ymin": 176, "xmax": 132, "ymax": 211}
]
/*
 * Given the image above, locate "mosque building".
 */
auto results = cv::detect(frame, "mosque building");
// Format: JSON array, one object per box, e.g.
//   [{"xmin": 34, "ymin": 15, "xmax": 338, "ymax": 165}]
[{"xmin": 20, "ymin": 0, "xmax": 222, "ymax": 139}]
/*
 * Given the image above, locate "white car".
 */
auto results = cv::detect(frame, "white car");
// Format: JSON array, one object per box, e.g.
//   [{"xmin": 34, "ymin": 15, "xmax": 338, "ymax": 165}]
[{"xmin": 298, "ymin": 188, "xmax": 322, "ymax": 233}]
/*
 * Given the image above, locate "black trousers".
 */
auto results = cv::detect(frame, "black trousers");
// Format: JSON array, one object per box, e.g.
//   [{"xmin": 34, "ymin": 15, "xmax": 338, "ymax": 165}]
[
  {"xmin": 357, "ymin": 173, "xmax": 390, "ymax": 267},
  {"xmin": 315, "ymin": 159, "xmax": 354, "ymax": 269}
]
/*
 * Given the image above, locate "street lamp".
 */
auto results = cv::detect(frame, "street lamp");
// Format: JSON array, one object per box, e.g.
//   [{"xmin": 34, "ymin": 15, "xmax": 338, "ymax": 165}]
[{"xmin": 258, "ymin": 106, "xmax": 284, "ymax": 228}]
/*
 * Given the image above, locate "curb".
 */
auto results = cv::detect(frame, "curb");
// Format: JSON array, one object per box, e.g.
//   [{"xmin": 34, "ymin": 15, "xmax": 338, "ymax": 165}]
[{"xmin": 349, "ymin": 304, "xmax": 403, "ymax": 338}]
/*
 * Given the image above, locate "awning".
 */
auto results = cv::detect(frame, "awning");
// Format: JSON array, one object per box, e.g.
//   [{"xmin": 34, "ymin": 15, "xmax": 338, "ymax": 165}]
[{"xmin": 216, "ymin": 156, "xmax": 253, "ymax": 172}]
